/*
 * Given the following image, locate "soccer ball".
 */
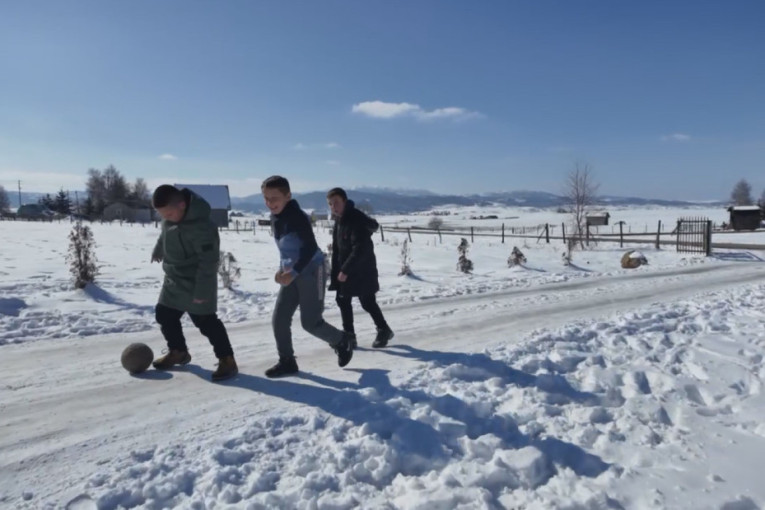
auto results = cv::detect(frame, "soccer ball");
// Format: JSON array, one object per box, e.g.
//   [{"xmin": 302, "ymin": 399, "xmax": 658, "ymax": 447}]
[{"xmin": 121, "ymin": 343, "xmax": 154, "ymax": 374}]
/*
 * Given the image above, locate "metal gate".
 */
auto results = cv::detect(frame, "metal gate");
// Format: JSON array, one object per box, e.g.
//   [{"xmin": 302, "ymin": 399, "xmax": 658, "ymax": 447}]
[{"xmin": 676, "ymin": 217, "xmax": 712, "ymax": 255}]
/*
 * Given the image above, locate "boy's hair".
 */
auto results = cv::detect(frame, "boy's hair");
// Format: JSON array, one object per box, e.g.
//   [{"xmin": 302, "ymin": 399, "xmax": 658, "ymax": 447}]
[
  {"xmin": 152, "ymin": 185, "xmax": 184, "ymax": 208},
  {"xmin": 326, "ymin": 187, "xmax": 347, "ymax": 201},
  {"xmin": 261, "ymin": 175, "xmax": 291, "ymax": 195}
]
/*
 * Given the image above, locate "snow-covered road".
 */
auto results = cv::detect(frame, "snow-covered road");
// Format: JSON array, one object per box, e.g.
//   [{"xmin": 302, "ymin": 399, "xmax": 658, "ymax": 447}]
[{"xmin": 3, "ymin": 261, "xmax": 765, "ymax": 509}]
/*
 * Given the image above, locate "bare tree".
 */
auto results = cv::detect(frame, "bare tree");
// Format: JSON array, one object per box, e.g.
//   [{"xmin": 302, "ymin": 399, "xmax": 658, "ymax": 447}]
[
  {"xmin": 0, "ymin": 185, "xmax": 10, "ymax": 212},
  {"xmin": 759, "ymin": 189, "xmax": 765, "ymax": 208},
  {"xmin": 565, "ymin": 161, "xmax": 599, "ymax": 249},
  {"xmin": 731, "ymin": 179, "xmax": 753, "ymax": 206},
  {"xmin": 428, "ymin": 215, "xmax": 444, "ymax": 230},
  {"xmin": 130, "ymin": 178, "xmax": 151, "ymax": 205}
]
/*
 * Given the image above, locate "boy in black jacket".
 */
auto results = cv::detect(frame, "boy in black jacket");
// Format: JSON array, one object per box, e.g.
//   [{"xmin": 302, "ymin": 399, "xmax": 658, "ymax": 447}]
[
  {"xmin": 327, "ymin": 187, "xmax": 394, "ymax": 348},
  {"xmin": 262, "ymin": 176, "xmax": 354, "ymax": 377}
]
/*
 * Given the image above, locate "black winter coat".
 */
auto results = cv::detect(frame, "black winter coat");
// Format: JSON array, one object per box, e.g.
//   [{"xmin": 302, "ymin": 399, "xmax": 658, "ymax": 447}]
[{"xmin": 329, "ymin": 200, "xmax": 380, "ymax": 297}]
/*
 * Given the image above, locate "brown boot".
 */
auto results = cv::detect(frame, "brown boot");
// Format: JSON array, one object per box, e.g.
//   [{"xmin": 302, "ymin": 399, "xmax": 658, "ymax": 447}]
[
  {"xmin": 212, "ymin": 355, "xmax": 238, "ymax": 381},
  {"xmin": 152, "ymin": 349, "xmax": 192, "ymax": 370}
]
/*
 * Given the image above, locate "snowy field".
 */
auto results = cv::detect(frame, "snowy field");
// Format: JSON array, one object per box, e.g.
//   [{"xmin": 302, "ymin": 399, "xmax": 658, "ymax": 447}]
[{"xmin": 2, "ymin": 205, "xmax": 765, "ymax": 509}]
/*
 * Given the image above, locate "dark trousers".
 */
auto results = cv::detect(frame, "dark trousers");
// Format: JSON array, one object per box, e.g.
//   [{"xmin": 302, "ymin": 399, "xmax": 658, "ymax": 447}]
[
  {"xmin": 155, "ymin": 304, "xmax": 234, "ymax": 359},
  {"xmin": 335, "ymin": 293, "xmax": 389, "ymax": 334}
]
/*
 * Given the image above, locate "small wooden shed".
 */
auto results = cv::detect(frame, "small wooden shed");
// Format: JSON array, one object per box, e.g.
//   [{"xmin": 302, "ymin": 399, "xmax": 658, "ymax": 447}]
[
  {"xmin": 727, "ymin": 205, "xmax": 761, "ymax": 231},
  {"xmin": 586, "ymin": 212, "xmax": 610, "ymax": 226}
]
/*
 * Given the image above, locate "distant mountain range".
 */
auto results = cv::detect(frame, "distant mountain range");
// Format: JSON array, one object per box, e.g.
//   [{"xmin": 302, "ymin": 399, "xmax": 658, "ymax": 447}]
[
  {"xmin": 6, "ymin": 187, "xmax": 725, "ymax": 214},
  {"xmin": 231, "ymin": 189, "xmax": 726, "ymax": 214}
]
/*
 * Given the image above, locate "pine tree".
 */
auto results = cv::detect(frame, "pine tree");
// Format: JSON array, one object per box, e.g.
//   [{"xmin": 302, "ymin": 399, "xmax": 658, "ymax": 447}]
[
  {"xmin": 67, "ymin": 221, "xmax": 99, "ymax": 288},
  {"xmin": 0, "ymin": 185, "xmax": 10, "ymax": 212},
  {"xmin": 457, "ymin": 238, "xmax": 474, "ymax": 274},
  {"xmin": 38, "ymin": 194, "xmax": 55, "ymax": 210},
  {"xmin": 54, "ymin": 189, "xmax": 72, "ymax": 215}
]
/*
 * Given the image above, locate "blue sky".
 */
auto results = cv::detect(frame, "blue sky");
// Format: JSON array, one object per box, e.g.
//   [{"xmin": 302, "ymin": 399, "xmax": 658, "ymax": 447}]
[{"xmin": 1, "ymin": 1, "xmax": 763, "ymax": 200}]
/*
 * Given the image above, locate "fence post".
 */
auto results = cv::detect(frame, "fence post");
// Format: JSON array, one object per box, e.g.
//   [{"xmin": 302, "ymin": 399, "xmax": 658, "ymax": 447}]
[
  {"xmin": 380, "ymin": 225, "xmax": 385, "ymax": 242},
  {"xmin": 619, "ymin": 221, "xmax": 624, "ymax": 248},
  {"xmin": 437, "ymin": 227, "xmax": 442, "ymax": 244},
  {"xmin": 561, "ymin": 223, "xmax": 566, "ymax": 244},
  {"xmin": 501, "ymin": 223, "xmax": 505, "ymax": 244},
  {"xmin": 545, "ymin": 223, "xmax": 550, "ymax": 243},
  {"xmin": 471, "ymin": 226, "xmax": 474, "ymax": 243},
  {"xmin": 656, "ymin": 220, "xmax": 661, "ymax": 249},
  {"xmin": 407, "ymin": 228, "xmax": 412, "ymax": 242},
  {"xmin": 676, "ymin": 220, "xmax": 681, "ymax": 252},
  {"xmin": 706, "ymin": 220, "xmax": 712, "ymax": 256}
]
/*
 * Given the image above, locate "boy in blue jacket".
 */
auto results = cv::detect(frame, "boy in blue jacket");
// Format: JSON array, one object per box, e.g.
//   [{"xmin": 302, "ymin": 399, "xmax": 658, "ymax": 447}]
[{"xmin": 261, "ymin": 176, "xmax": 354, "ymax": 377}]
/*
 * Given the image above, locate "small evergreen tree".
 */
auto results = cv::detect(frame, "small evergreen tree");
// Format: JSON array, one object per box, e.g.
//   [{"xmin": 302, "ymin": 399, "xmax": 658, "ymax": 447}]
[
  {"xmin": 508, "ymin": 246, "xmax": 527, "ymax": 267},
  {"xmin": 217, "ymin": 251, "xmax": 241, "ymax": 290},
  {"xmin": 38, "ymin": 194, "xmax": 55, "ymax": 210},
  {"xmin": 0, "ymin": 185, "xmax": 10, "ymax": 212},
  {"xmin": 457, "ymin": 238, "xmax": 473, "ymax": 274},
  {"xmin": 398, "ymin": 239, "xmax": 413, "ymax": 276},
  {"xmin": 67, "ymin": 221, "xmax": 99, "ymax": 288},
  {"xmin": 54, "ymin": 189, "xmax": 72, "ymax": 215}
]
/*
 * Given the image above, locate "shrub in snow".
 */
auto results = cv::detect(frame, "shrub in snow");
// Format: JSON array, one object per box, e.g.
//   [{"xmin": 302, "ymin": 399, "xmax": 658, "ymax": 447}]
[
  {"xmin": 508, "ymin": 246, "xmax": 527, "ymax": 267},
  {"xmin": 67, "ymin": 220, "xmax": 99, "ymax": 289},
  {"xmin": 399, "ymin": 239, "xmax": 413, "ymax": 276},
  {"xmin": 218, "ymin": 251, "xmax": 241, "ymax": 290},
  {"xmin": 621, "ymin": 250, "xmax": 648, "ymax": 269},
  {"xmin": 457, "ymin": 238, "xmax": 474, "ymax": 274},
  {"xmin": 562, "ymin": 238, "xmax": 575, "ymax": 266}
]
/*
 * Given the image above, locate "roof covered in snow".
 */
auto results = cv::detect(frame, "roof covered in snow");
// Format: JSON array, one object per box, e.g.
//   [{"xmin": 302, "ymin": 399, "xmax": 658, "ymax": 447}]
[
  {"xmin": 175, "ymin": 184, "xmax": 231, "ymax": 210},
  {"xmin": 728, "ymin": 205, "xmax": 761, "ymax": 211}
]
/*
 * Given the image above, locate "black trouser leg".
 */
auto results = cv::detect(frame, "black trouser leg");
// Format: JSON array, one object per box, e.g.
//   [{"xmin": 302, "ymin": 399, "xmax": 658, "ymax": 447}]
[
  {"xmin": 155, "ymin": 304, "xmax": 188, "ymax": 352},
  {"xmin": 359, "ymin": 294, "xmax": 389, "ymax": 330},
  {"xmin": 189, "ymin": 313, "xmax": 234, "ymax": 359},
  {"xmin": 335, "ymin": 294, "xmax": 355, "ymax": 334}
]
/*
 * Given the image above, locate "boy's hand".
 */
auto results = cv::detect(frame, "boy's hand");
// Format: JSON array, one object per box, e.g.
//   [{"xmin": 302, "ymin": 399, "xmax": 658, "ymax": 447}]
[
  {"xmin": 192, "ymin": 298, "xmax": 207, "ymax": 304},
  {"xmin": 338, "ymin": 272, "xmax": 348, "ymax": 282},
  {"xmin": 275, "ymin": 270, "xmax": 295, "ymax": 286},
  {"xmin": 151, "ymin": 254, "xmax": 163, "ymax": 263}
]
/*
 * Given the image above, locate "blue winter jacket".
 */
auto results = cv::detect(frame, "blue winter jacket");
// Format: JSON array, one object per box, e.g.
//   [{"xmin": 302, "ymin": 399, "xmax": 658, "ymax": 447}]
[{"xmin": 271, "ymin": 199, "xmax": 324, "ymax": 277}]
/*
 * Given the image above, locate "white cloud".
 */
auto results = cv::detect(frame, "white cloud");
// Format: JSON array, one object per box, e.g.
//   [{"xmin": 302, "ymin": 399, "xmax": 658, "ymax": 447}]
[
  {"xmin": 158, "ymin": 154, "xmax": 178, "ymax": 160},
  {"xmin": 325, "ymin": 160, "xmax": 341, "ymax": 166},
  {"xmin": 352, "ymin": 100, "xmax": 482, "ymax": 121},
  {"xmin": 661, "ymin": 133, "xmax": 691, "ymax": 142},
  {"xmin": 293, "ymin": 142, "xmax": 341, "ymax": 151}
]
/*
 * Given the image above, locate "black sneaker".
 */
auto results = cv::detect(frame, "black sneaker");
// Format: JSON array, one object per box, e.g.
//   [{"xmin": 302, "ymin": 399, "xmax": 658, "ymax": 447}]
[
  {"xmin": 346, "ymin": 332, "xmax": 357, "ymax": 349},
  {"xmin": 265, "ymin": 357, "xmax": 299, "ymax": 378},
  {"xmin": 334, "ymin": 334, "xmax": 354, "ymax": 367},
  {"xmin": 373, "ymin": 327, "xmax": 394, "ymax": 348}
]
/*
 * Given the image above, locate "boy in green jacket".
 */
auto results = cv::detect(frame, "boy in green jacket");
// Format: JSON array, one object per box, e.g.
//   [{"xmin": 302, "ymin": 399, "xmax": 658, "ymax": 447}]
[{"xmin": 150, "ymin": 185, "xmax": 238, "ymax": 381}]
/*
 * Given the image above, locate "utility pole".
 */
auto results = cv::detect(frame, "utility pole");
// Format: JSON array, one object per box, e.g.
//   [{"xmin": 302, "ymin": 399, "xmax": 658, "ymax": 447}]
[{"xmin": 17, "ymin": 180, "xmax": 22, "ymax": 208}]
